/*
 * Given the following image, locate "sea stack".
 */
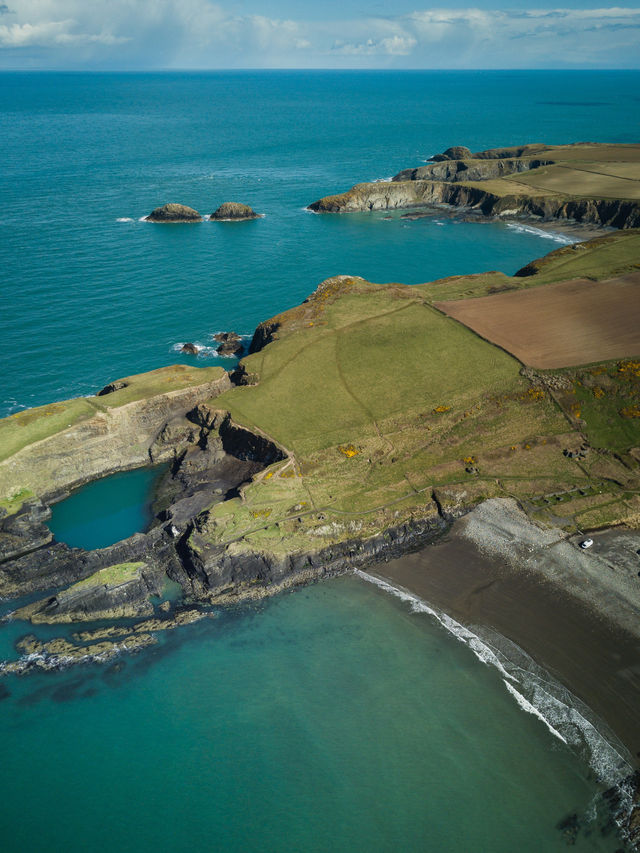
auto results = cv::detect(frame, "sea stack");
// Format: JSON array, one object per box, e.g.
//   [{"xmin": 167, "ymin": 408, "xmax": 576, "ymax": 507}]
[
  {"xmin": 210, "ymin": 202, "xmax": 259, "ymax": 221},
  {"xmin": 145, "ymin": 203, "xmax": 202, "ymax": 222}
]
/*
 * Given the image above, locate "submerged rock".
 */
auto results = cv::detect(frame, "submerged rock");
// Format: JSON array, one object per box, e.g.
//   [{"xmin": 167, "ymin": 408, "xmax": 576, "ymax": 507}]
[
  {"xmin": 210, "ymin": 202, "xmax": 259, "ymax": 221},
  {"xmin": 145, "ymin": 203, "xmax": 202, "ymax": 223}
]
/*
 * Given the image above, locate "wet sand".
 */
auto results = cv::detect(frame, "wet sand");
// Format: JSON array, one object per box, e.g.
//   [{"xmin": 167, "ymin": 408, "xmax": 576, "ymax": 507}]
[{"xmin": 368, "ymin": 501, "xmax": 640, "ymax": 766}]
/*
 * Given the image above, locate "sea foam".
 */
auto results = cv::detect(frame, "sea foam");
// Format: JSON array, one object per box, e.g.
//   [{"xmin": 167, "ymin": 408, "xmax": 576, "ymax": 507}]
[{"xmin": 505, "ymin": 222, "xmax": 577, "ymax": 244}]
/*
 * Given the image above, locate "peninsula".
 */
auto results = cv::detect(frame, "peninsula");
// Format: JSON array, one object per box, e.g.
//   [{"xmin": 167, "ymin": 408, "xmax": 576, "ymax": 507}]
[{"xmin": 308, "ymin": 142, "xmax": 640, "ymax": 229}]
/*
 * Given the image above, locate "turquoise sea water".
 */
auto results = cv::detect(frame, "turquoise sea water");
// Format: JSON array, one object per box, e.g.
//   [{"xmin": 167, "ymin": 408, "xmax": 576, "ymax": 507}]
[
  {"xmin": 1, "ymin": 71, "xmax": 639, "ymax": 850},
  {"xmin": 0, "ymin": 579, "xmax": 628, "ymax": 852},
  {"xmin": 48, "ymin": 465, "xmax": 163, "ymax": 550}
]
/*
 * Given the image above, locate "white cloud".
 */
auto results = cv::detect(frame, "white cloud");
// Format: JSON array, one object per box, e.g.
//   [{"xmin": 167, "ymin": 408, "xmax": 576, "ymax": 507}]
[{"xmin": 0, "ymin": 1, "xmax": 639, "ymax": 68}]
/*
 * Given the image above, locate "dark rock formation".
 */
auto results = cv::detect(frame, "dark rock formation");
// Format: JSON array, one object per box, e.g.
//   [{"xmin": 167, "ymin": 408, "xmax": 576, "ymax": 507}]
[
  {"xmin": 429, "ymin": 145, "xmax": 473, "ymax": 162},
  {"xmin": 214, "ymin": 332, "xmax": 244, "ymax": 357},
  {"xmin": 210, "ymin": 202, "xmax": 259, "ymax": 221},
  {"xmin": 181, "ymin": 343, "xmax": 199, "ymax": 355},
  {"xmin": 177, "ymin": 513, "xmax": 448, "ymax": 605},
  {"xmin": 249, "ymin": 318, "xmax": 281, "ymax": 354},
  {"xmin": 97, "ymin": 380, "xmax": 128, "ymax": 396},
  {"xmin": 393, "ymin": 158, "xmax": 552, "ymax": 184},
  {"xmin": 145, "ymin": 203, "xmax": 202, "ymax": 223}
]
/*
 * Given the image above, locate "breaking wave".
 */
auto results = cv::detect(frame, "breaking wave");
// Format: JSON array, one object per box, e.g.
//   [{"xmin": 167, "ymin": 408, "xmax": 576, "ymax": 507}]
[
  {"xmin": 505, "ymin": 223, "xmax": 577, "ymax": 244},
  {"xmin": 355, "ymin": 570, "xmax": 631, "ymax": 787},
  {"xmin": 171, "ymin": 333, "xmax": 251, "ymax": 359}
]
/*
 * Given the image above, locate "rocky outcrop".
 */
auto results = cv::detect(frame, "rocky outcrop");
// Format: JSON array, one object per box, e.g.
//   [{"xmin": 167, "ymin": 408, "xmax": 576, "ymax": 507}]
[
  {"xmin": 210, "ymin": 202, "xmax": 259, "ymax": 221},
  {"xmin": 214, "ymin": 332, "xmax": 244, "ymax": 357},
  {"xmin": 181, "ymin": 343, "xmax": 200, "ymax": 355},
  {"xmin": 175, "ymin": 512, "xmax": 448, "ymax": 604},
  {"xmin": 248, "ymin": 318, "xmax": 281, "ymax": 354},
  {"xmin": 472, "ymin": 144, "xmax": 550, "ymax": 160},
  {"xmin": 145, "ymin": 203, "xmax": 202, "ymax": 223},
  {"xmin": 97, "ymin": 380, "xmax": 128, "ymax": 396},
  {"xmin": 308, "ymin": 179, "xmax": 640, "ymax": 229},
  {"xmin": 393, "ymin": 158, "xmax": 552, "ymax": 184},
  {"xmin": 429, "ymin": 143, "xmax": 551, "ymax": 161},
  {"xmin": 429, "ymin": 145, "xmax": 472, "ymax": 161},
  {"xmin": 0, "ymin": 367, "xmax": 231, "ymax": 507},
  {"xmin": 13, "ymin": 561, "xmax": 157, "ymax": 624}
]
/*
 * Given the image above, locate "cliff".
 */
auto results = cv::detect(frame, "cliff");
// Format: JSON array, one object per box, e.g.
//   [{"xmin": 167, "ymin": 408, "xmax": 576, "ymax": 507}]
[{"xmin": 308, "ymin": 142, "xmax": 640, "ymax": 229}]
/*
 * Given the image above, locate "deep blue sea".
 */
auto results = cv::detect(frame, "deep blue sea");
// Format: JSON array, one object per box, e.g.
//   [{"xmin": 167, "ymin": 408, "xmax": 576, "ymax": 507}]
[{"xmin": 1, "ymin": 71, "xmax": 639, "ymax": 851}]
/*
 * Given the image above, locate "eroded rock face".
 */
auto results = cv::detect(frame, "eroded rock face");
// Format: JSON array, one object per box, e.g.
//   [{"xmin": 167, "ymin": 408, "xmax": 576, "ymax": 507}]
[
  {"xmin": 210, "ymin": 202, "xmax": 259, "ymax": 221},
  {"xmin": 308, "ymin": 179, "xmax": 640, "ymax": 228},
  {"xmin": 145, "ymin": 203, "xmax": 202, "ymax": 222},
  {"xmin": 393, "ymin": 158, "xmax": 553, "ymax": 184}
]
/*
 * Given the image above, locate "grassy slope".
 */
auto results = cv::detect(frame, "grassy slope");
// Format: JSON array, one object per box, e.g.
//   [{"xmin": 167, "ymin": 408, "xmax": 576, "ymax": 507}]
[
  {"xmin": 197, "ymin": 232, "xmax": 640, "ymax": 551},
  {"xmin": 0, "ymin": 364, "xmax": 226, "ymax": 465},
  {"xmin": 200, "ymin": 282, "xmax": 580, "ymax": 552}
]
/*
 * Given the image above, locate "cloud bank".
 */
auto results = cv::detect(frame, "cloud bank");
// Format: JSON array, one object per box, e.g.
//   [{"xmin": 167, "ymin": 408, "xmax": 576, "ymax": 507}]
[{"xmin": 0, "ymin": 1, "xmax": 639, "ymax": 68}]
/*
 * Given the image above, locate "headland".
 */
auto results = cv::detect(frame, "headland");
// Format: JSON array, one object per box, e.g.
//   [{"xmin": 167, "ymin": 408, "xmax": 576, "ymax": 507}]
[{"xmin": 308, "ymin": 142, "xmax": 640, "ymax": 231}]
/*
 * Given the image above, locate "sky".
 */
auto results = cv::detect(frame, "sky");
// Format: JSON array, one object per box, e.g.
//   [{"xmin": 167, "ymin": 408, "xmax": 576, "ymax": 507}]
[{"xmin": 0, "ymin": 0, "xmax": 639, "ymax": 70}]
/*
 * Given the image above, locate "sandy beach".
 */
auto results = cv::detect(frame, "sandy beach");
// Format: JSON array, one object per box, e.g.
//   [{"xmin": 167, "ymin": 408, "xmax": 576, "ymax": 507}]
[{"xmin": 367, "ymin": 499, "xmax": 640, "ymax": 767}]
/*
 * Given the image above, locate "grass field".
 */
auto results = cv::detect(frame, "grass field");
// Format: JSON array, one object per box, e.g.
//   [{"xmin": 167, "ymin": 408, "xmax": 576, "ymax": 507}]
[{"xmin": 415, "ymin": 230, "xmax": 640, "ymax": 303}]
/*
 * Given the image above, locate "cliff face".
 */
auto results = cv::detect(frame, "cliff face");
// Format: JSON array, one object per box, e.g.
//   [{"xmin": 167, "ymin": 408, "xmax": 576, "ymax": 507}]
[
  {"xmin": 0, "ymin": 371, "xmax": 231, "ymax": 506},
  {"xmin": 393, "ymin": 158, "xmax": 552, "ymax": 183},
  {"xmin": 308, "ymin": 179, "xmax": 640, "ymax": 229}
]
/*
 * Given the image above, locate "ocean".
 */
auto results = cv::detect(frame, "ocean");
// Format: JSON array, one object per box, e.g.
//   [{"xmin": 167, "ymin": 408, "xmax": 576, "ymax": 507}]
[{"xmin": 1, "ymin": 70, "xmax": 639, "ymax": 851}]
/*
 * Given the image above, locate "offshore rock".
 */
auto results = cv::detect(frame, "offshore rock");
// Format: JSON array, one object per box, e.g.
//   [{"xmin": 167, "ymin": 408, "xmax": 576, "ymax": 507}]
[
  {"xmin": 210, "ymin": 202, "xmax": 259, "ymax": 221},
  {"xmin": 181, "ymin": 343, "xmax": 200, "ymax": 355},
  {"xmin": 145, "ymin": 203, "xmax": 202, "ymax": 223},
  {"xmin": 214, "ymin": 332, "xmax": 244, "ymax": 357}
]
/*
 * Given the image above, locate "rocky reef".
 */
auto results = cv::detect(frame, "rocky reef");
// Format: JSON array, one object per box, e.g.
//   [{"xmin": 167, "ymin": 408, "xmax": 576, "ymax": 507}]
[
  {"xmin": 210, "ymin": 202, "xmax": 260, "ymax": 221},
  {"xmin": 145, "ymin": 203, "xmax": 203, "ymax": 222}
]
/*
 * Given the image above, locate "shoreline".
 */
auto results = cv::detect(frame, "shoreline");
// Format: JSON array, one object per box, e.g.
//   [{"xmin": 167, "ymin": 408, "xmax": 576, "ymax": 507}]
[
  {"xmin": 362, "ymin": 499, "xmax": 640, "ymax": 770},
  {"xmin": 395, "ymin": 203, "xmax": 610, "ymax": 244}
]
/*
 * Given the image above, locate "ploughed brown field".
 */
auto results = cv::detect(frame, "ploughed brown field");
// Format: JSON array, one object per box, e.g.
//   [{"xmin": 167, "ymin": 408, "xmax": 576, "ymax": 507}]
[{"xmin": 435, "ymin": 272, "xmax": 640, "ymax": 368}]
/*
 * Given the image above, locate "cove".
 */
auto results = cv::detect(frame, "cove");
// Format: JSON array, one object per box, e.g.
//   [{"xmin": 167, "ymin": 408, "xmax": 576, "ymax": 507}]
[
  {"xmin": 48, "ymin": 465, "xmax": 165, "ymax": 551},
  {"xmin": 0, "ymin": 577, "xmax": 625, "ymax": 853}
]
